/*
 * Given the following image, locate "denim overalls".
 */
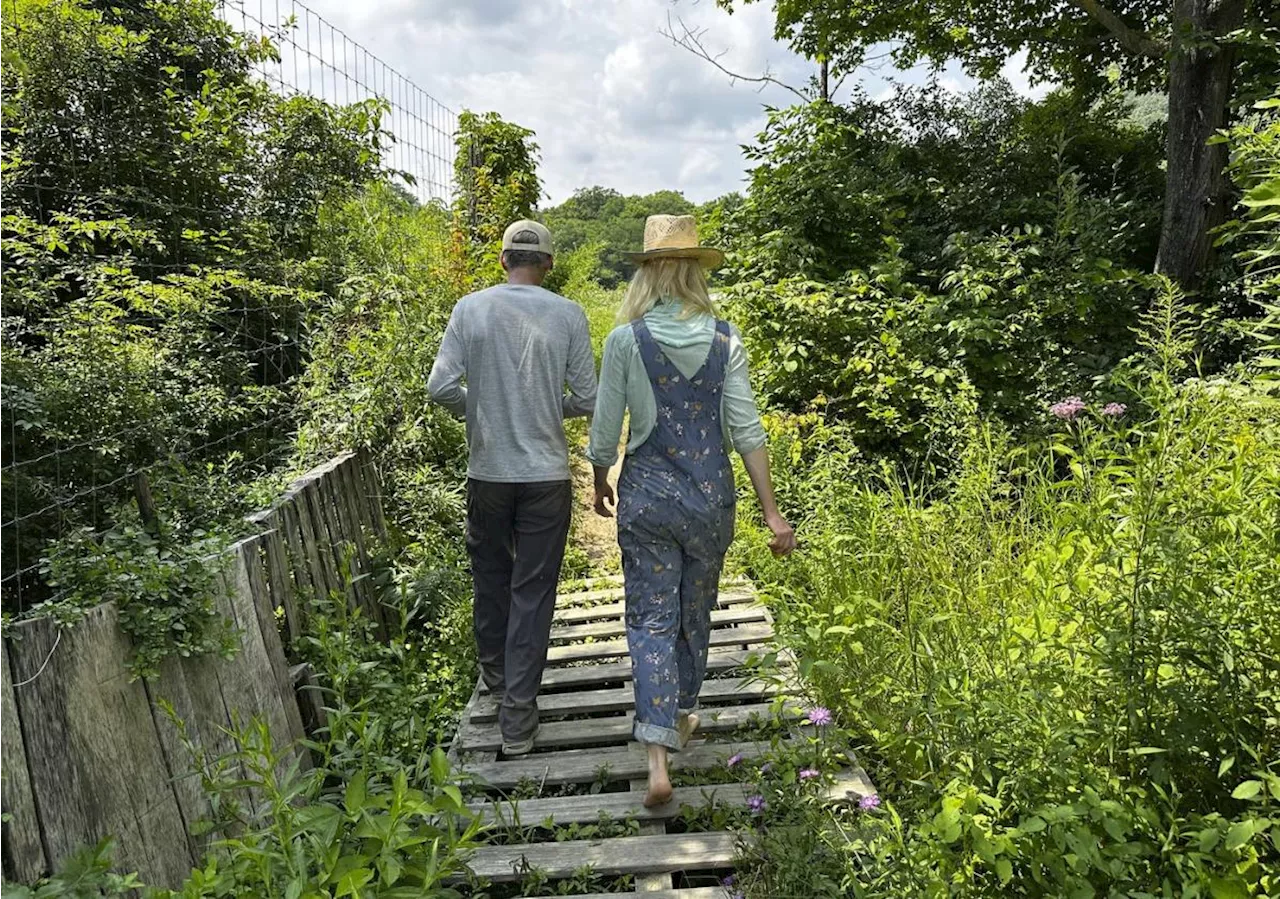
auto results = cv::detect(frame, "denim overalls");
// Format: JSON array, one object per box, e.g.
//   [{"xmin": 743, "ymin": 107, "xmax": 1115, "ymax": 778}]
[{"xmin": 617, "ymin": 318, "xmax": 736, "ymax": 750}]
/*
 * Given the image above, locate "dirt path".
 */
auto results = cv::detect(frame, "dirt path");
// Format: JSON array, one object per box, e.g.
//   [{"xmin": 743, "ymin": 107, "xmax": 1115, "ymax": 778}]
[{"xmin": 569, "ymin": 450, "xmax": 622, "ymax": 573}]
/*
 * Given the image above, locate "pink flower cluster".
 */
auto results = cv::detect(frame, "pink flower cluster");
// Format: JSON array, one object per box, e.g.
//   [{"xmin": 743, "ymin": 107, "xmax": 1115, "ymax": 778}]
[
  {"xmin": 1050, "ymin": 397, "xmax": 1129, "ymax": 420},
  {"xmin": 1050, "ymin": 396, "xmax": 1086, "ymax": 420}
]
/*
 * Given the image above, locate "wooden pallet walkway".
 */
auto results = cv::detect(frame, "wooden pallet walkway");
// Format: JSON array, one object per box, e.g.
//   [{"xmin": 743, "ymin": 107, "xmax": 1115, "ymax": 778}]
[{"xmin": 451, "ymin": 578, "xmax": 874, "ymax": 896}]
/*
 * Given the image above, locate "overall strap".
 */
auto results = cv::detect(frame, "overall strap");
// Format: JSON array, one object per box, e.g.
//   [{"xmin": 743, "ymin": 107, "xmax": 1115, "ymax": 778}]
[
  {"xmin": 631, "ymin": 319, "xmax": 679, "ymax": 389},
  {"xmin": 703, "ymin": 319, "xmax": 732, "ymax": 383}
]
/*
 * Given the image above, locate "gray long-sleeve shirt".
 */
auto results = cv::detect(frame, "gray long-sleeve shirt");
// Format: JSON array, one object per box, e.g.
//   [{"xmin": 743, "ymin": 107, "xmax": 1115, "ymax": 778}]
[{"xmin": 427, "ymin": 283, "xmax": 597, "ymax": 483}]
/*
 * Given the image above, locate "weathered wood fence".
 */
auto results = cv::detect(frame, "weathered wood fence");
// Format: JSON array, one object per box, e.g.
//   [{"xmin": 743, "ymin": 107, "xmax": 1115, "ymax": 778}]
[{"xmin": 1, "ymin": 451, "xmax": 386, "ymax": 887}]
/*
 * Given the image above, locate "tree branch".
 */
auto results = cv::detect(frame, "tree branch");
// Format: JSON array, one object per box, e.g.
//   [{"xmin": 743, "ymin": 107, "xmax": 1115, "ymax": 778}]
[
  {"xmin": 660, "ymin": 13, "xmax": 813, "ymax": 103},
  {"xmin": 1072, "ymin": 0, "xmax": 1169, "ymax": 58}
]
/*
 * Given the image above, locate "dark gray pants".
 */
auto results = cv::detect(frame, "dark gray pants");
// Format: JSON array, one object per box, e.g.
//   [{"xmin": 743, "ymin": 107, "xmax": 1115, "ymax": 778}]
[{"xmin": 466, "ymin": 478, "xmax": 572, "ymax": 743}]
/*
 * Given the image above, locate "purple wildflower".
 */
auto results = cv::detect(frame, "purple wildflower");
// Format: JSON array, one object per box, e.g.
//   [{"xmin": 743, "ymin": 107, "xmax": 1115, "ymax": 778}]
[
  {"xmin": 746, "ymin": 794, "xmax": 767, "ymax": 814},
  {"xmin": 1050, "ymin": 396, "xmax": 1086, "ymax": 420},
  {"xmin": 806, "ymin": 706, "xmax": 833, "ymax": 727},
  {"xmin": 721, "ymin": 875, "xmax": 735, "ymax": 888},
  {"xmin": 799, "ymin": 767, "xmax": 820, "ymax": 781},
  {"xmin": 726, "ymin": 752, "xmax": 744, "ymax": 768},
  {"xmin": 732, "ymin": 893, "xmax": 745, "ymax": 899},
  {"xmin": 859, "ymin": 793, "xmax": 882, "ymax": 810},
  {"xmin": 1101, "ymin": 402, "xmax": 1127, "ymax": 417},
  {"xmin": 759, "ymin": 762, "xmax": 773, "ymax": 775}
]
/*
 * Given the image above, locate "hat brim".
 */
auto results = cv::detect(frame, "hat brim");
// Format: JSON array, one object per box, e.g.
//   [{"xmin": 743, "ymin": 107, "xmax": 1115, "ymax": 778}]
[{"xmin": 621, "ymin": 247, "xmax": 725, "ymax": 268}]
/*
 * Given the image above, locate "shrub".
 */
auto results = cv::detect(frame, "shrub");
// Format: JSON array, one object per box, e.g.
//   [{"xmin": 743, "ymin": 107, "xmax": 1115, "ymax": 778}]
[{"xmin": 723, "ymin": 256, "xmax": 978, "ymax": 472}]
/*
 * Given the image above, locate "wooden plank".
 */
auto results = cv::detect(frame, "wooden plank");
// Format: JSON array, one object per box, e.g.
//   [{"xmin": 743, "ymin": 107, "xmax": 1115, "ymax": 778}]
[
  {"xmin": 217, "ymin": 548, "xmax": 303, "ymax": 774},
  {"xmin": 515, "ymin": 890, "xmax": 724, "ymax": 899},
  {"xmin": 357, "ymin": 449, "xmax": 388, "ymax": 538},
  {"xmin": 334, "ymin": 456, "xmax": 376, "ymax": 621},
  {"xmin": 635, "ymin": 821, "xmax": 673, "ymax": 892},
  {"xmin": 461, "ymin": 831, "xmax": 737, "ymax": 882},
  {"xmin": 459, "ymin": 702, "xmax": 789, "ymax": 752},
  {"xmin": 470, "ymin": 678, "xmax": 780, "ymax": 723},
  {"xmin": 237, "ymin": 537, "xmax": 307, "ymax": 750},
  {"xmin": 7, "ymin": 605, "xmax": 195, "ymax": 886},
  {"xmin": 310, "ymin": 472, "xmax": 350, "ymax": 604},
  {"xmin": 151, "ymin": 637, "xmax": 251, "ymax": 857},
  {"xmin": 481, "ymin": 648, "xmax": 788, "ymax": 694},
  {"xmin": 1, "ymin": 641, "xmax": 48, "ymax": 883},
  {"xmin": 290, "ymin": 662, "xmax": 328, "ymax": 736},
  {"xmin": 556, "ymin": 577, "xmax": 748, "ymax": 607},
  {"xmin": 463, "ymin": 738, "xmax": 773, "ymax": 789},
  {"xmin": 288, "ymin": 486, "xmax": 331, "ymax": 603},
  {"xmin": 546, "ymin": 623, "xmax": 774, "ymax": 666},
  {"xmin": 469, "ymin": 777, "xmax": 872, "ymax": 826},
  {"xmin": 277, "ymin": 497, "xmax": 317, "ymax": 606},
  {"xmin": 553, "ymin": 591, "xmax": 756, "ymax": 624},
  {"xmin": 264, "ymin": 518, "xmax": 303, "ymax": 650},
  {"xmin": 294, "ymin": 477, "xmax": 332, "ymax": 599},
  {"xmin": 550, "ymin": 607, "xmax": 766, "ymax": 644}
]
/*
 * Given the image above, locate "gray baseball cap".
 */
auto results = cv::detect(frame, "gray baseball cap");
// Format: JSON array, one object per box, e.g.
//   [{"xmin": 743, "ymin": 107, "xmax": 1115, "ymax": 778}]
[{"xmin": 502, "ymin": 219, "xmax": 553, "ymax": 255}]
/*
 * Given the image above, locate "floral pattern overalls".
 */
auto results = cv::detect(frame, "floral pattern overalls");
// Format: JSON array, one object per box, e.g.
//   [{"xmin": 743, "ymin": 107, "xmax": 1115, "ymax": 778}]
[{"xmin": 618, "ymin": 318, "xmax": 736, "ymax": 750}]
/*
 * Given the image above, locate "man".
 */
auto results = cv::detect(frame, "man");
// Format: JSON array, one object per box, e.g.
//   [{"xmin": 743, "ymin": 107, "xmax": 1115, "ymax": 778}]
[{"xmin": 427, "ymin": 220, "xmax": 597, "ymax": 756}]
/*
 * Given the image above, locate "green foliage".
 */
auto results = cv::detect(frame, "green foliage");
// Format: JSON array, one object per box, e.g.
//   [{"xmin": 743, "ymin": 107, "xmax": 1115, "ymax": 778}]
[
  {"xmin": 542, "ymin": 186, "xmax": 697, "ymax": 285},
  {"xmin": 2, "ymin": 838, "xmax": 145, "ymax": 899},
  {"xmin": 34, "ymin": 512, "xmax": 238, "ymax": 678},
  {"xmin": 727, "ymin": 0, "xmax": 1277, "ymax": 102},
  {"xmin": 452, "ymin": 110, "xmax": 541, "ymax": 286},
  {"xmin": 166, "ymin": 552, "xmax": 480, "ymax": 897},
  {"xmin": 1218, "ymin": 88, "xmax": 1280, "ymax": 368},
  {"xmin": 1, "ymin": 0, "xmax": 387, "ymax": 630},
  {"xmin": 732, "ymin": 295, "xmax": 1280, "ymax": 896},
  {"xmin": 719, "ymin": 81, "xmax": 1164, "ymax": 283},
  {"xmin": 299, "ymin": 182, "xmax": 468, "ymax": 543},
  {"xmin": 723, "ymin": 258, "xmax": 978, "ymax": 470}
]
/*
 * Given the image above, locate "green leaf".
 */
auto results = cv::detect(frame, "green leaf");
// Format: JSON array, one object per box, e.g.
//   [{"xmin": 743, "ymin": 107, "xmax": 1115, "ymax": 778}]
[
  {"xmin": 344, "ymin": 774, "xmax": 368, "ymax": 815},
  {"xmin": 1231, "ymin": 780, "xmax": 1262, "ymax": 800},
  {"xmin": 335, "ymin": 867, "xmax": 374, "ymax": 898},
  {"xmin": 1218, "ymin": 757, "xmax": 1236, "ymax": 778},
  {"xmin": 1209, "ymin": 877, "xmax": 1250, "ymax": 899},
  {"xmin": 995, "ymin": 858, "xmax": 1013, "ymax": 883},
  {"xmin": 1224, "ymin": 820, "xmax": 1255, "ymax": 852}
]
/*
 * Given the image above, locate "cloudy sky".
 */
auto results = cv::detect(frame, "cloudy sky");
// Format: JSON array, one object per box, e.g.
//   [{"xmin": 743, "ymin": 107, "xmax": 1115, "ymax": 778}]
[{"xmin": 252, "ymin": 0, "xmax": 1043, "ymax": 206}]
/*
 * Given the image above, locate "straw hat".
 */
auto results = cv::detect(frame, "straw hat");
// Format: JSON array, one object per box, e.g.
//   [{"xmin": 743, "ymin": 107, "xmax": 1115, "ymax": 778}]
[{"xmin": 622, "ymin": 214, "xmax": 724, "ymax": 268}]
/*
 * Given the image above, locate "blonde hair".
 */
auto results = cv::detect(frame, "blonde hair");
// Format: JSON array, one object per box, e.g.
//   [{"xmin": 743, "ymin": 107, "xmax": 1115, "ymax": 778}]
[{"xmin": 619, "ymin": 258, "xmax": 716, "ymax": 322}]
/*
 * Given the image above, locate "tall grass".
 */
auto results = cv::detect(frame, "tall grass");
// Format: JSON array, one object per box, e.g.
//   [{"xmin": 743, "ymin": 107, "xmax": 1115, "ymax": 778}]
[{"xmin": 735, "ymin": 293, "xmax": 1280, "ymax": 895}]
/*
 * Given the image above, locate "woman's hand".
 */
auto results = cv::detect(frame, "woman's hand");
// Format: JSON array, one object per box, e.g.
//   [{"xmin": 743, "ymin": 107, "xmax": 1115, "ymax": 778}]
[
  {"xmin": 765, "ymin": 512, "xmax": 796, "ymax": 556},
  {"xmin": 594, "ymin": 481, "xmax": 616, "ymax": 518}
]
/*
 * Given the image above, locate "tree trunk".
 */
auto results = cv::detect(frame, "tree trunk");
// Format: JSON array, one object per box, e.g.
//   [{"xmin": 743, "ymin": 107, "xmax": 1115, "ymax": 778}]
[{"xmin": 1154, "ymin": 0, "xmax": 1243, "ymax": 285}]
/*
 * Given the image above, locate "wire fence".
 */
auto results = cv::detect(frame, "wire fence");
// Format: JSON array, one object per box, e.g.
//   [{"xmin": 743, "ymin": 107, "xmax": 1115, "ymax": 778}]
[
  {"xmin": 221, "ymin": 0, "xmax": 458, "ymax": 204},
  {"xmin": 1, "ymin": 0, "xmax": 457, "ymax": 617}
]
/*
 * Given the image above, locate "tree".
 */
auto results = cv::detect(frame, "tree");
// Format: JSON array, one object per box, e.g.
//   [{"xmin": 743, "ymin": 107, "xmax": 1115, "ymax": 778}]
[
  {"xmin": 452, "ymin": 110, "xmax": 541, "ymax": 249},
  {"xmin": 721, "ymin": 0, "xmax": 1279, "ymax": 285}
]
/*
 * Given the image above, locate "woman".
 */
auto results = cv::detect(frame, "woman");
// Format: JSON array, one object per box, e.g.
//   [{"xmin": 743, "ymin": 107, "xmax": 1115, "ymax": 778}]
[{"xmin": 588, "ymin": 214, "xmax": 796, "ymax": 807}]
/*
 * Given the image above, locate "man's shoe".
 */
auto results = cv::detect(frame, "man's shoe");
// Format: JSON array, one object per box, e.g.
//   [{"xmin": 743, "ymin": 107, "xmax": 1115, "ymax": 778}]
[{"xmin": 501, "ymin": 724, "xmax": 539, "ymax": 757}]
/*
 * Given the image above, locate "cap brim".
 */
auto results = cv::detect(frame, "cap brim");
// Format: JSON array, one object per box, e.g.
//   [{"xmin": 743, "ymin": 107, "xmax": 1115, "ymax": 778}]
[{"xmin": 620, "ymin": 247, "xmax": 725, "ymax": 268}]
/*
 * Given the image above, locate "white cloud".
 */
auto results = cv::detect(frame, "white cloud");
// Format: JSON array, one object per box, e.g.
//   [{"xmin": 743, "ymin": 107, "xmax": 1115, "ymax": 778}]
[{"xmin": 246, "ymin": 0, "xmax": 1046, "ymax": 206}]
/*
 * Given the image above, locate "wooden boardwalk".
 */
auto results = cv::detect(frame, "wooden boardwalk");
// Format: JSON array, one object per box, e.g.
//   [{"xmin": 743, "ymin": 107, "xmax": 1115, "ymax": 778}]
[{"xmin": 451, "ymin": 576, "xmax": 874, "ymax": 895}]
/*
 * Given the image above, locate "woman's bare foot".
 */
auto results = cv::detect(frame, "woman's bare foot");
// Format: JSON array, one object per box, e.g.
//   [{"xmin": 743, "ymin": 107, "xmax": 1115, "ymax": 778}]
[
  {"xmin": 677, "ymin": 712, "xmax": 700, "ymax": 748},
  {"xmin": 643, "ymin": 744, "xmax": 674, "ymax": 807}
]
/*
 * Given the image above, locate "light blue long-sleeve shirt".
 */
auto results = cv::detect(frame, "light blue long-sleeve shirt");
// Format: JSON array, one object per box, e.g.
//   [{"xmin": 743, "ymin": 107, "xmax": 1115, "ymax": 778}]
[{"xmin": 587, "ymin": 300, "xmax": 767, "ymax": 468}]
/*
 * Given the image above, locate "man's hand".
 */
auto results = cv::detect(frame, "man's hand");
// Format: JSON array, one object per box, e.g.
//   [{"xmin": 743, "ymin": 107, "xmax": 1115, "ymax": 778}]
[
  {"xmin": 594, "ymin": 481, "xmax": 616, "ymax": 518},
  {"xmin": 765, "ymin": 512, "xmax": 797, "ymax": 557}
]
